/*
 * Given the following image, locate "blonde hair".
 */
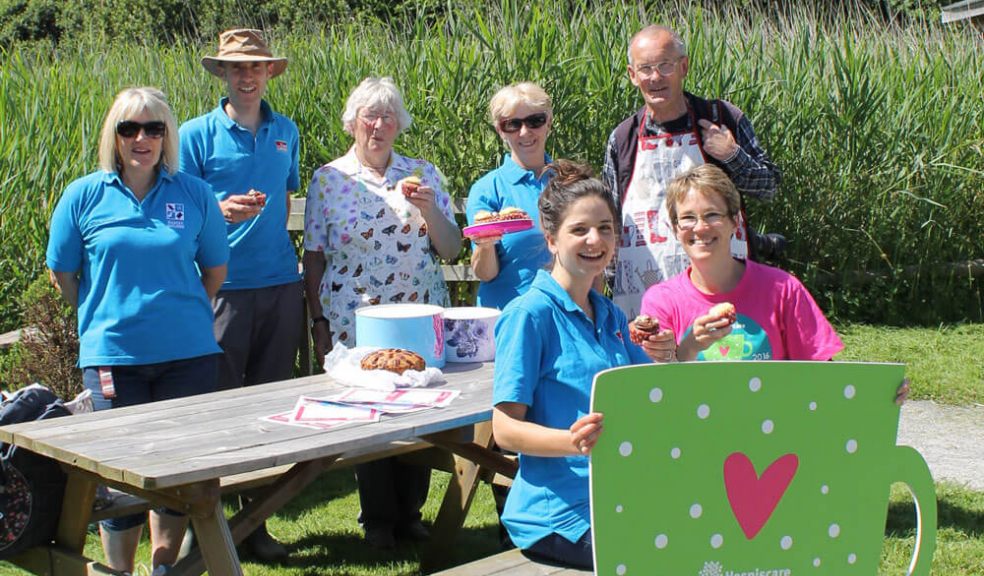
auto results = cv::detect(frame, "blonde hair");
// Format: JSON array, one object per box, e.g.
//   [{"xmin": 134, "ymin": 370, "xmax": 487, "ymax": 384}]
[
  {"xmin": 341, "ymin": 77, "xmax": 413, "ymax": 135},
  {"xmin": 98, "ymin": 87, "xmax": 179, "ymax": 175},
  {"xmin": 665, "ymin": 164, "xmax": 741, "ymax": 225},
  {"xmin": 489, "ymin": 82, "xmax": 553, "ymax": 124}
]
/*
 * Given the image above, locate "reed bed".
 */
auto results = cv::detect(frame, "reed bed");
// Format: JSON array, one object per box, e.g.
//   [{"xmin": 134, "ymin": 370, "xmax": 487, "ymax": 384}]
[{"xmin": 1, "ymin": 0, "xmax": 981, "ymax": 330}]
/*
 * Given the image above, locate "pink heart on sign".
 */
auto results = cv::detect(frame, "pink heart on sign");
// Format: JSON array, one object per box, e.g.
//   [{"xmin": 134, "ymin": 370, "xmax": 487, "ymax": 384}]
[
  {"xmin": 723, "ymin": 452, "xmax": 799, "ymax": 539},
  {"xmin": 719, "ymin": 345, "xmax": 731, "ymax": 357}
]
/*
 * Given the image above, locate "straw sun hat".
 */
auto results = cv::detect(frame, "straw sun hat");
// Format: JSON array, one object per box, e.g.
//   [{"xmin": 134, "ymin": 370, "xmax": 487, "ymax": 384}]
[{"xmin": 201, "ymin": 29, "xmax": 287, "ymax": 78}]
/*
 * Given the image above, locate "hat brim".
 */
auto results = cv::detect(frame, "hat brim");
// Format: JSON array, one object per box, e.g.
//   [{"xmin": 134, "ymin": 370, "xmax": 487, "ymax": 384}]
[{"xmin": 202, "ymin": 56, "xmax": 288, "ymax": 79}]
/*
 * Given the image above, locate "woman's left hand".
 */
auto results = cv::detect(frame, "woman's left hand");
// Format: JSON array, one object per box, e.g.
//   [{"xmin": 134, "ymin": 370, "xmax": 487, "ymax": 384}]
[
  {"xmin": 405, "ymin": 183, "xmax": 440, "ymax": 217},
  {"xmin": 895, "ymin": 378, "xmax": 911, "ymax": 406},
  {"xmin": 570, "ymin": 412, "xmax": 604, "ymax": 455},
  {"xmin": 640, "ymin": 329, "xmax": 677, "ymax": 363}
]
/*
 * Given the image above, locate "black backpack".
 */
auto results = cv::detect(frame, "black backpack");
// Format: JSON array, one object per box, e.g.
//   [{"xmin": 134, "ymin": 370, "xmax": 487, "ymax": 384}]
[{"xmin": 0, "ymin": 386, "xmax": 71, "ymax": 559}]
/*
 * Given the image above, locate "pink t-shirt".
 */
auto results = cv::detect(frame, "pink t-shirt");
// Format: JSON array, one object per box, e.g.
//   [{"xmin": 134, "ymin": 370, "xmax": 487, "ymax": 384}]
[{"xmin": 640, "ymin": 260, "xmax": 844, "ymax": 361}]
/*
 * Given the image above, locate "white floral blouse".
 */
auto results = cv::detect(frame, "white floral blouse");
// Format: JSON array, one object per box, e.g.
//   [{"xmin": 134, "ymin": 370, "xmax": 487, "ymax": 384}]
[{"xmin": 303, "ymin": 147, "xmax": 453, "ymax": 346}]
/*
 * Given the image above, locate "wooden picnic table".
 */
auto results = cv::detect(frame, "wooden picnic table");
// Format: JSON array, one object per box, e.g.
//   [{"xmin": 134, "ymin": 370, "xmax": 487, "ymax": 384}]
[{"xmin": 0, "ymin": 361, "xmax": 510, "ymax": 576}]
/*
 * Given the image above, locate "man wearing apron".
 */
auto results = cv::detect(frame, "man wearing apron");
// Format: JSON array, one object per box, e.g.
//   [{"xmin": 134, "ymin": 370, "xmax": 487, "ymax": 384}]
[{"xmin": 602, "ymin": 25, "xmax": 780, "ymax": 317}]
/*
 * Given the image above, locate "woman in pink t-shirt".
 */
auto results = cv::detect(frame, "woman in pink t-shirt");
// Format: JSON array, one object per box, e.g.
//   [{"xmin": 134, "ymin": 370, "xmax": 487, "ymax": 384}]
[{"xmin": 639, "ymin": 164, "xmax": 843, "ymax": 362}]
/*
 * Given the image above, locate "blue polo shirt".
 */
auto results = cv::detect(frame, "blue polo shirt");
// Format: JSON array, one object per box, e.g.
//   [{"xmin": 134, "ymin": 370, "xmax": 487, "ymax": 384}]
[
  {"xmin": 46, "ymin": 170, "xmax": 228, "ymax": 367},
  {"xmin": 466, "ymin": 154, "xmax": 552, "ymax": 310},
  {"xmin": 493, "ymin": 270, "xmax": 651, "ymax": 548},
  {"xmin": 179, "ymin": 98, "xmax": 301, "ymax": 290}
]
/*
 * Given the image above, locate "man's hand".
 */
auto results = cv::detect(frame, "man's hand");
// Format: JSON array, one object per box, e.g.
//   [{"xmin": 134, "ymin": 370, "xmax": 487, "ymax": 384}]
[
  {"xmin": 220, "ymin": 190, "xmax": 265, "ymax": 223},
  {"xmin": 698, "ymin": 119, "xmax": 739, "ymax": 162}
]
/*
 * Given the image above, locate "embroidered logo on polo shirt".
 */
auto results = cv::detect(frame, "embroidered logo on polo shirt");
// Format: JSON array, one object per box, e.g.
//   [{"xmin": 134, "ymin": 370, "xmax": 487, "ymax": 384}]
[
  {"xmin": 275, "ymin": 140, "xmax": 288, "ymax": 152},
  {"xmin": 166, "ymin": 203, "xmax": 185, "ymax": 229}
]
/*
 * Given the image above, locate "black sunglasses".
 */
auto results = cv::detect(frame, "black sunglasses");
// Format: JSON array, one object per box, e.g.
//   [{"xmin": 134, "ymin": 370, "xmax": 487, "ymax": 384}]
[
  {"xmin": 498, "ymin": 112, "xmax": 549, "ymax": 133},
  {"xmin": 116, "ymin": 120, "xmax": 166, "ymax": 139}
]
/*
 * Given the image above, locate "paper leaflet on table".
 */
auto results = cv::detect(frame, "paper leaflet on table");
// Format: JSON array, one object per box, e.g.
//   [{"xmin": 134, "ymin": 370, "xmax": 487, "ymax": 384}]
[
  {"xmin": 290, "ymin": 396, "xmax": 381, "ymax": 424},
  {"xmin": 260, "ymin": 410, "xmax": 350, "ymax": 430},
  {"xmin": 324, "ymin": 342, "xmax": 446, "ymax": 391},
  {"xmin": 318, "ymin": 387, "xmax": 461, "ymax": 414}
]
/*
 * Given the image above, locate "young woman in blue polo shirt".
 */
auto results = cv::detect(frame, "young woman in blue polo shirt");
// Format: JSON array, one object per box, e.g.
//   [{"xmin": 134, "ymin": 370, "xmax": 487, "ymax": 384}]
[
  {"xmin": 492, "ymin": 159, "xmax": 651, "ymax": 569},
  {"xmin": 46, "ymin": 87, "xmax": 228, "ymax": 575}
]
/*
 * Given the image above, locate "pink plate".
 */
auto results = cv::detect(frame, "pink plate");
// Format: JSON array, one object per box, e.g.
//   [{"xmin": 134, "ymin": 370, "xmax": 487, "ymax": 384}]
[{"xmin": 462, "ymin": 218, "xmax": 535, "ymax": 239}]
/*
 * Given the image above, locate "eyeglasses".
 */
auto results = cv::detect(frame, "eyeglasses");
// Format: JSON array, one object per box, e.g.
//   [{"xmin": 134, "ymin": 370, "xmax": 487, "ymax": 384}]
[
  {"xmin": 498, "ymin": 112, "xmax": 549, "ymax": 133},
  {"xmin": 675, "ymin": 212, "xmax": 728, "ymax": 230},
  {"xmin": 633, "ymin": 59, "xmax": 681, "ymax": 79},
  {"xmin": 116, "ymin": 121, "xmax": 166, "ymax": 139},
  {"xmin": 358, "ymin": 111, "xmax": 397, "ymax": 126}
]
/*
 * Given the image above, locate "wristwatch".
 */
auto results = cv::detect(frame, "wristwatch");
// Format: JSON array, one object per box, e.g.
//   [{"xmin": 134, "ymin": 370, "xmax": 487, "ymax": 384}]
[{"xmin": 309, "ymin": 315, "xmax": 329, "ymax": 329}]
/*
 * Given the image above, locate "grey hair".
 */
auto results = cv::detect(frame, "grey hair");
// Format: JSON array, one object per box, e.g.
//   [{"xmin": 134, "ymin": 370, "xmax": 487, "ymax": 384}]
[
  {"xmin": 627, "ymin": 25, "xmax": 688, "ymax": 65},
  {"xmin": 341, "ymin": 77, "xmax": 413, "ymax": 135}
]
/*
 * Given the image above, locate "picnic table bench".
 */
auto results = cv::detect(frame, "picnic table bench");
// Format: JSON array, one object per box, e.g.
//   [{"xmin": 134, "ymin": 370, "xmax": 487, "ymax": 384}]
[
  {"xmin": 0, "ymin": 362, "xmax": 513, "ymax": 576},
  {"xmin": 430, "ymin": 548, "xmax": 593, "ymax": 576}
]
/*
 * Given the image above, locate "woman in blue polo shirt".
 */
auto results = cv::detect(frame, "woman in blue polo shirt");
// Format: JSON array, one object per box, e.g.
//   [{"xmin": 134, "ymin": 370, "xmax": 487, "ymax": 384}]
[
  {"xmin": 466, "ymin": 82, "xmax": 555, "ymax": 310},
  {"xmin": 46, "ymin": 87, "xmax": 228, "ymax": 575},
  {"xmin": 492, "ymin": 160, "xmax": 651, "ymax": 569}
]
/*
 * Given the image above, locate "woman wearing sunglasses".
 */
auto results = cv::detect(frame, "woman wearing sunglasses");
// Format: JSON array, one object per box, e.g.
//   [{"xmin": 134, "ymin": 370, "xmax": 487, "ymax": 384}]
[
  {"xmin": 46, "ymin": 87, "xmax": 228, "ymax": 574},
  {"xmin": 639, "ymin": 164, "xmax": 841, "ymax": 362},
  {"xmin": 465, "ymin": 82, "xmax": 555, "ymax": 310}
]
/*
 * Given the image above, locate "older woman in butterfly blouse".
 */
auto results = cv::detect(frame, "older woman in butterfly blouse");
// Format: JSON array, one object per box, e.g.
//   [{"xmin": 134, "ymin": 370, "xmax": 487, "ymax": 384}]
[{"xmin": 302, "ymin": 77, "xmax": 461, "ymax": 363}]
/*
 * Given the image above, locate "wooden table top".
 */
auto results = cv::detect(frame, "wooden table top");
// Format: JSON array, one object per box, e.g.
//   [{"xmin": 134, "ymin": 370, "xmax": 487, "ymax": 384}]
[{"xmin": 0, "ymin": 362, "xmax": 494, "ymax": 491}]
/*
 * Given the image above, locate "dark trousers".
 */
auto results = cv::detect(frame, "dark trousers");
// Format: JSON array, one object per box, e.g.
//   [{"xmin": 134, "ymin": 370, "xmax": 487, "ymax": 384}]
[
  {"xmin": 212, "ymin": 282, "xmax": 303, "ymax": 391},
  {"xmin": 525, "ymin": 529, "xmax": 594, "ymax": 570},
  {"xmin": 355, "ymin": 457, "xmax": 431, "ymax": 530}
]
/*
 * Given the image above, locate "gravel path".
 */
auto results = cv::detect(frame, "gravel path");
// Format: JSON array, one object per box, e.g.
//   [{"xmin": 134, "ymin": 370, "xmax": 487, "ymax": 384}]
[{"xmin": 898, "ymin": 400, "xmax": 984, "ymax": 491}]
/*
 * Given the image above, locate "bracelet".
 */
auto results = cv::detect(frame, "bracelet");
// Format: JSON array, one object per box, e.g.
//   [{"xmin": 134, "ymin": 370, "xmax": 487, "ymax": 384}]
[{"xmin": 309, "ymin": 315, "xmax": 328, "ymax": 329}]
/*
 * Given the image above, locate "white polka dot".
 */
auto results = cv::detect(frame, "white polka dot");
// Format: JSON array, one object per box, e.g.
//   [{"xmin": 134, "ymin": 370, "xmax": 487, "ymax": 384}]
[
  {"xmin": 846, "ymin": 439, "xmax": 858, "ymax": 454},
  {"xmin": 762, "ymin": 419, "xmax": 774, "ymax": 434},
  {"xmin": 828, "ymin": 524, "xmax": 840, "ymax": 538},
  {"xmin": 649, "ymin": 387, "xmax": 663, "ymax": 403},
  {"xmin": 616, "ymin": 565, "xmax": 627, "ymax": 575},
  {"xmin": 710, "ymin": 534, "xmax": 723, "ymax": 549},
  {"xmin": 848, "ymin": 553, "xmax": 857, "ymax": 564},
  {"xmin": 697, "ymin": 404, "xmax": 711, "ymax": 419},
  {"xmin": 689, "ymin": 504, "xmax": 703, "ymax": 519},
  {"xmin": 813, "ymin": 558, "xmax": 821, "ymax": 567},
  {"xmin": 844, "ymin": 385, "xmax": 856, "ymax": 399},
  {"xmin": 670, "ymin": 447, "xmax": 681, "ymax": 459},
  {"xmin": 821, "ymin": 485, "xmax": 829, "ymax": 495},
  {"xmin": 780, "ymin": 536, "xmax": 793, "ymax": 550},
  {"xmin": 619, "ymin": 441, "xmax": 633, "ymax": 457},
  {"xmin": 809, "ymin": 401, "xmax": 817, "ymax": 411},
  {"xmin": 749, "ymin": 377, "xmax": 762, "ymax": 392},
  {"xmin": 654, "ymin": 534, "xmax": 668, "ymax": 549},
  {"xmin": 615, "ymin": 504, "xmax": 623, "ymax": 513}
]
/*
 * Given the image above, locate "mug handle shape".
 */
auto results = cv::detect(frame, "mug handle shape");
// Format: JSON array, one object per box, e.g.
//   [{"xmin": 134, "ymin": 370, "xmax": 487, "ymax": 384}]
[{"xmin": 892, "ymin": 445, "xmax": 937, "ymax": 576}]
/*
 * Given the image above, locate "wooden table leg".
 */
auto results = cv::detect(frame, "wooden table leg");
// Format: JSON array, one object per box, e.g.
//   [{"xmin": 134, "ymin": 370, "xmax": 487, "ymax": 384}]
[
  {"xmin": 420, "ymin": 421, "xmax": 496, "ymax": 573},
  {"xmin": 188, "ymin": 499, "xmax": 243, "ymax": 576},
  {"xmin": 55, "ymin": 469, "xmax": 98, "ymax": 552}
]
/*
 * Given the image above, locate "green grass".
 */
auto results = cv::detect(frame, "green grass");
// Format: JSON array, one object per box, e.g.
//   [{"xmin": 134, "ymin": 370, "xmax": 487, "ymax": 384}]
[
  {"xmin": 836, "ymin": 324, "xmax": 984, "ymax": 404},
  {"xmin": 1, "ymin": 324, "xmax": 982, "ymax": 575}
]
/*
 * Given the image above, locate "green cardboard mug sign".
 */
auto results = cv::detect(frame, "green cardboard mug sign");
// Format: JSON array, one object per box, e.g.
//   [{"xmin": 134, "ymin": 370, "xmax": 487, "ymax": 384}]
[{"xmin": 590, "ymin": 362, "xmax": 936, "ymax": 576}]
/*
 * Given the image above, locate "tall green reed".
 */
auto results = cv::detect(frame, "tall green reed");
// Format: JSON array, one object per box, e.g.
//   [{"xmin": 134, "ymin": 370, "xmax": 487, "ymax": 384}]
[{"xmin": 1, "ymin": 0, "xmax": 981, "ymax": 330}]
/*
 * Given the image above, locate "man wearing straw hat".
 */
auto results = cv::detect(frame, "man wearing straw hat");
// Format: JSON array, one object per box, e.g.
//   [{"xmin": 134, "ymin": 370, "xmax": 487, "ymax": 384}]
[{"xmin": 179, "ymin": 28, "xmax": 301, "ymax": 562}]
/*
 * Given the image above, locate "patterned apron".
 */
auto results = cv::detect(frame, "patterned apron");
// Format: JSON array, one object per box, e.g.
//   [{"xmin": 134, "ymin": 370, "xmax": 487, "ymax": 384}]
[{"xmin": 613, "ymin": 108, "xmax": 748, "ymax": 317}]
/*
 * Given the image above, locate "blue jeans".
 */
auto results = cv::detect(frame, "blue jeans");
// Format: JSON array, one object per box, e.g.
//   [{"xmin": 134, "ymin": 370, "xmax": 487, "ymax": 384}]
[
  {"xmin": 83, "ymin": 354, "xmax": 219, "ymax": 530},
  {"xmin": 525, "ymin": 529, "xmax": 593, "ymax": 569}
]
